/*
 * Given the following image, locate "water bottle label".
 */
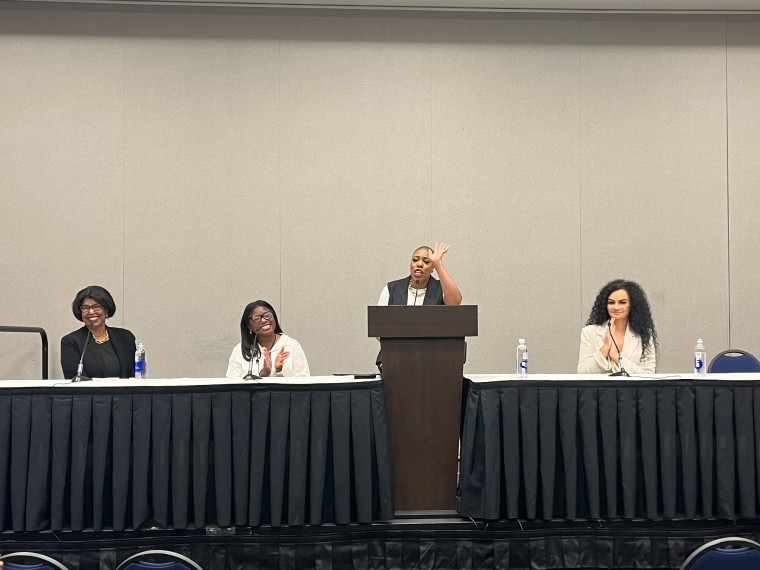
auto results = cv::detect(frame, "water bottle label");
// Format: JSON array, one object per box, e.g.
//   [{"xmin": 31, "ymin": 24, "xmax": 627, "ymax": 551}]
[
  {"xmin": 520, "ymin": 358, "xmax": 528, "ymax": 372},
  {"xmin": 694, "ymin": 357, "xmax": 703, "ymax": 371},
  {"xmin": 135, "ymin": 361, "xmax": 143, "ymax": 374}
]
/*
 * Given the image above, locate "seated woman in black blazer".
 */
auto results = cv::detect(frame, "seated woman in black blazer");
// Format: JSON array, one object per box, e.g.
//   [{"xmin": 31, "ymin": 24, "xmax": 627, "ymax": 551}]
[{"xmin": 60, "ymin": 285, "xmax": 136, "ymax": 379}]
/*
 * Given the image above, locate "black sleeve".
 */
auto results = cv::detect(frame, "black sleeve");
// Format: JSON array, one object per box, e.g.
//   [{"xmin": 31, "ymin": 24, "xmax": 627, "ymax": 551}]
[
  {"xmin": 60, "ymin": 334, "xmax": 81, "ymax": 379},
  {"xmin": 128, "ymin": 330, "xmax": 136, "ymax": 377},
  {"xmin": 121, "ymin": 329, "xmax": 137, "ymax": 378}
]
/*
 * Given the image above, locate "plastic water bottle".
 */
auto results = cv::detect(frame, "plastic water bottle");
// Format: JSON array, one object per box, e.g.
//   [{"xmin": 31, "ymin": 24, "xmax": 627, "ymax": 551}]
[
  {"xmin": 516, "ymin": 339, "xmax": 528, "ymax": 378},
  {"xmin": 135, "ymin": 342, "xmax": 146, "ymax": 379},
  {"xmin": 694, "ymin": 339, "xmax": 706, "ymax": 376}
]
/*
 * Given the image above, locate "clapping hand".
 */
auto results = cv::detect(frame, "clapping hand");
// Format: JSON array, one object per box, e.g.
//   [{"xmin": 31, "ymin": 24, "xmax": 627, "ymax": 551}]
[
  {"xmin": 603, "ymin": 318, "xmax": 620, "ymax": 363},
  {"xmin": 275, "ymin": 350, "xmax": 291, "ymax": 374},
  {"xmin": 260, "ymin": 347, "xmax": 273, "ymax": 377},
  {"xmin": 604, "ymin": 317, "xmax": 617, "ymax": 341}
]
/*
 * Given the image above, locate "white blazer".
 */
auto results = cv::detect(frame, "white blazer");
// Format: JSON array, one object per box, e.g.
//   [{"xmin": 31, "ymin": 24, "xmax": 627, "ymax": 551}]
[{"xmin": 577, "ymin": 324, "xmax": 656, "ymax": 374}]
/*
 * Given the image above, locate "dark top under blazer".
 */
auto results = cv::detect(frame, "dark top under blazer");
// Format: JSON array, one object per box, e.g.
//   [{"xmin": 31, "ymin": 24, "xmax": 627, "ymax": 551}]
[
  {"xmin": 387, "ymin": 275, "xmax": 445, "ymax": 306},
  {"xmin": 60, "ymin": 326, "xmax": 136, "ymax": 379}
]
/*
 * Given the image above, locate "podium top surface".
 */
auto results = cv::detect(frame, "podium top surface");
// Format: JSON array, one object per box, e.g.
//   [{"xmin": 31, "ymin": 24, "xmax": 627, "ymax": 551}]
[{"xmin": 367, "ymin": 305, "xmax": 478, "ymax": 338}]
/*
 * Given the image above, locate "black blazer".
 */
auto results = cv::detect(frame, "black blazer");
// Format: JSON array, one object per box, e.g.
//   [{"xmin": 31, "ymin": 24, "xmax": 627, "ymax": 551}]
[{"xmin": 60, "ymin": 326, "xmax": 136, "ymax": 379}]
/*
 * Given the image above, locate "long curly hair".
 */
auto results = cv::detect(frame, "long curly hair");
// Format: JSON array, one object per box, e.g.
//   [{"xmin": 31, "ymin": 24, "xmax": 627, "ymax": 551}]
[{"xmin": 585, "ymin": 279, "xmax": 658, "ymax": 361}]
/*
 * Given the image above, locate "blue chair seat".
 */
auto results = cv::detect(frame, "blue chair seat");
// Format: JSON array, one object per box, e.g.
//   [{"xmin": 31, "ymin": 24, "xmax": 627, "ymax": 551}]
[
  {"xmin": 681, "ymin": 537, "xmax": 760, "ymax": 570},
  {"xmin": 708, "ymin": 349, "xmax": 760, "ymax": 373},
  {"xmin": 0, "ymin": 553, "xmax": 69, "ymax": 570},
  {"xmin": 125, "ymin": 563, "xmax": 194, "ymax": 570},
  {"xmin": 116, "ymin": 550, "xmax": 203, "ymax": 570}
]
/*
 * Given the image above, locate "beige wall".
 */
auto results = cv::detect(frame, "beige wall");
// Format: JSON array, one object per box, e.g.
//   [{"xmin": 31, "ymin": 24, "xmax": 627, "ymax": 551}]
[{"xmin": 0, "ymin": 9, "xmax": 757, "ymax": 378}]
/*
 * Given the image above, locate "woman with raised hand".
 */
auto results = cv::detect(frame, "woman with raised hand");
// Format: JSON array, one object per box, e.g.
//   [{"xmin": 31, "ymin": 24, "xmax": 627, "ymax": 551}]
[
  {"xmin": 377, "ymin": 243, "xmax": 462, "ymax": 307},
  {"xmin": 375, "ymin": 243, "xmax": 462, "ymax": 371}
]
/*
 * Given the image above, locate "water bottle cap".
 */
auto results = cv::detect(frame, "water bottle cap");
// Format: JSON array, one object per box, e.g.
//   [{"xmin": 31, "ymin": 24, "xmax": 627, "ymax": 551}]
[
  {"xmin": 518, "ymin": 339, "xmax": 525, "ymax": 344},
  {"xmin": 696, "ymin": 339, "xmax": 703, "ymax": 343}
]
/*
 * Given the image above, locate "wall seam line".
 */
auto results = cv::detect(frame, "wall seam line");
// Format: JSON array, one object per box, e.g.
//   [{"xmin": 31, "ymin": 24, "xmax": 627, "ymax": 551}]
[
  {"xmin": 578, "ymin": 20, "xmax": 584, "ymax": 326},
  {"xmin": 429, "ymin": 34, "xmax": 434, "ymax": 245},
  {"xmin": 278, "ymin": 31, "xmax": 283, "ymax": 313},
  {"xmin": 725, "ymin": 15, "xmax": 731, "ymax": 347},
  {"xmin": 121, "ymin": 20, "xmax": 127, "ymax": 326}
]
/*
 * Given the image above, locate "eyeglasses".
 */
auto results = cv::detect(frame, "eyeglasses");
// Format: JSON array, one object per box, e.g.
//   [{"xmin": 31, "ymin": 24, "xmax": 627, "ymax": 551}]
[
  {"xmin": 249, "ymin": 311, "xmax": 273, "ymax": 323},
  {"xmin": 80, "ymin": 303, "xmax": 104, "ymax": 313}
]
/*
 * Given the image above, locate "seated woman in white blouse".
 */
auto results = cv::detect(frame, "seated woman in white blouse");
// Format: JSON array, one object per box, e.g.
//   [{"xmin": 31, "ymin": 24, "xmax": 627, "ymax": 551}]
[
  {"xmin": 577, "ymin": 279, "xmax": 658, "ymax": 375},
  {"xmin": 226, "ymin": 300, "xmax": 310, "ymax": 378}
]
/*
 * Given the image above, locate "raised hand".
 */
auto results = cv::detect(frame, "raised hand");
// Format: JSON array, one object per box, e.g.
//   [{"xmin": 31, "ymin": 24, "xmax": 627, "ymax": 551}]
[
  {"xmin": 430, "ymin": 242, "xmax": 451, "ymax": 269},
  {"xmin": 428, "ymin": 242, "xmax": 463, "ymax": 305}
]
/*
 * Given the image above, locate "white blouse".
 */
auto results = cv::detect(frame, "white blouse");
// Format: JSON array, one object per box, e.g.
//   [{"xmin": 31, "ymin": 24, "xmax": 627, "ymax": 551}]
[{"xmin": 226, "ymin": 333, "xmax": 310, "ymax": 378}]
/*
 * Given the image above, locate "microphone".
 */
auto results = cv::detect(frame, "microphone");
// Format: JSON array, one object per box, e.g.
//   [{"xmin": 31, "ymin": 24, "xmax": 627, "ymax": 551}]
[
  {"xmin": 243, "ymin": 328, "xmax": 262, "ymax": 380},
  {"xmin": 607, "ymin": 320, "xmax": 629, "ymax": 377},
  {"xmin": 413, "ymin": 279, "xmax": 420, "ymax": 306},
  {"xmin": 73, "ymin": 327, "xmax": 93, "ymax": 382}
]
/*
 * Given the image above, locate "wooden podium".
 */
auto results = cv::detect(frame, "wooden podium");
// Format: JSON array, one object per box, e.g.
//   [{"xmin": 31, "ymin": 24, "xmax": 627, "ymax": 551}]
[{"xmin": 368, "ymin": 305, "xmax": 478, "ymax": 513}]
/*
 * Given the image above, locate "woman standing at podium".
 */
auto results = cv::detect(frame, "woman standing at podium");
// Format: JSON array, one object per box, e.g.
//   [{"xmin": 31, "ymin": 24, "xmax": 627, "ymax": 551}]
[
  {"xmin": 226, "ymin": 300, "xmax": 310, "ymax": 378},
  {"xmin": 375, "ymin": 244, "xmax": 462, "ymax": 370},
  {"xmin": 377, "ymin": 243, "xmax": 462, "ymax": 307},
  {"xmin": 577, "ymin": 279, "xmax": 658, "ymax": 374},
  {"xmin": 60, "ymin": 285, "xmax": 137, "ymax": 379}
]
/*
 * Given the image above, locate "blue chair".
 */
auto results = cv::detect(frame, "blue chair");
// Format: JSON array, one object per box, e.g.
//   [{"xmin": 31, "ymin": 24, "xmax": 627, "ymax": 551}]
[
  {"xmin": 115, "ymin": 550, "xmax": 203, "ymax": 570},
  {"xmin": 681, "ymin": 536, "xmax": 760, "ymax": 570},
  {"xmin": 708, "ymin": 350, "xmax": 760, "ymax": 373},
  {"xmin": 0, "ymin": 552, "xmax": 70, "ymax": 570}
]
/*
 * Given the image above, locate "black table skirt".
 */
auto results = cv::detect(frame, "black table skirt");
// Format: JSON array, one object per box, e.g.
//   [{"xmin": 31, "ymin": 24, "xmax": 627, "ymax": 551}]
[
  {"xmin": 0, "ymin": 381, "xmax": 394, "ymax": 531},
  {"xmin": 5, "ymin": 521, "xmax": 760, "ymax": 570},
  {"xmin": 458, "ymin": 378, "xmax": 760, "ymax": 521}
]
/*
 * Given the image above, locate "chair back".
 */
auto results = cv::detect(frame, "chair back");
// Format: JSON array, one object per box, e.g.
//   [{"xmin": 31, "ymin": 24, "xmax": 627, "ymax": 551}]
[
  {"xmin": 708, "ymin": 350, "xmax": 760, "ymax": 373},
  {"xmin": 0, "ymin": 552, "xmax": 70, "ymax": 570},
  {"xmin": 115, "ymin": 550, "xmax": 203, "ymax": 570},
  {"xmin": 681, "ymin": 536, "xmax": 760, "ymax": 570}
]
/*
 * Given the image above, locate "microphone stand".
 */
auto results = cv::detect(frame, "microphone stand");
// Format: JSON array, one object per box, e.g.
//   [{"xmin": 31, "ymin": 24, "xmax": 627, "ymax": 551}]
[
  {"xmin": 243, "ymin": 331, "xmax": 261, "ymax": 380},
  {"xmin": 73, "ymin": 329, "xmax": 93, "ymax": 382},
  {"xmin": 608, "ymin": 323, "xmax": 629, "ymax": 377}
]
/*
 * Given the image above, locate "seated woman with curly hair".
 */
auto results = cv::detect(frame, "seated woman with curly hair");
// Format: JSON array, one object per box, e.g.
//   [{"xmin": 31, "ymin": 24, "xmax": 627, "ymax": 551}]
[{"xmin": 577, "ymin": 279, "xmax": 658, "ymax": 375}]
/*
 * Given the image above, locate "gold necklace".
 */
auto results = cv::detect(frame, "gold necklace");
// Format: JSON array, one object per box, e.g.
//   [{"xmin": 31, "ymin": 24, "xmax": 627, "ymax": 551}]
[
  {"xmin": 94, "ymin": 329, "xmax": 110, "ymax": 344},
  {"xmin": 408, "ymin": 283, "xmax": 427, "ymax": 297}
]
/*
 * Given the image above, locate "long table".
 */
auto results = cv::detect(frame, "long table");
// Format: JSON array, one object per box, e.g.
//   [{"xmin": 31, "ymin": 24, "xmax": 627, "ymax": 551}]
[
  {"xmin": 0, "ymin": 377, "xmax": 393, "ymax": 531},
  {"xmin": 458, "ymin": 374, "xmax": 760, "ymax": 521}
]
